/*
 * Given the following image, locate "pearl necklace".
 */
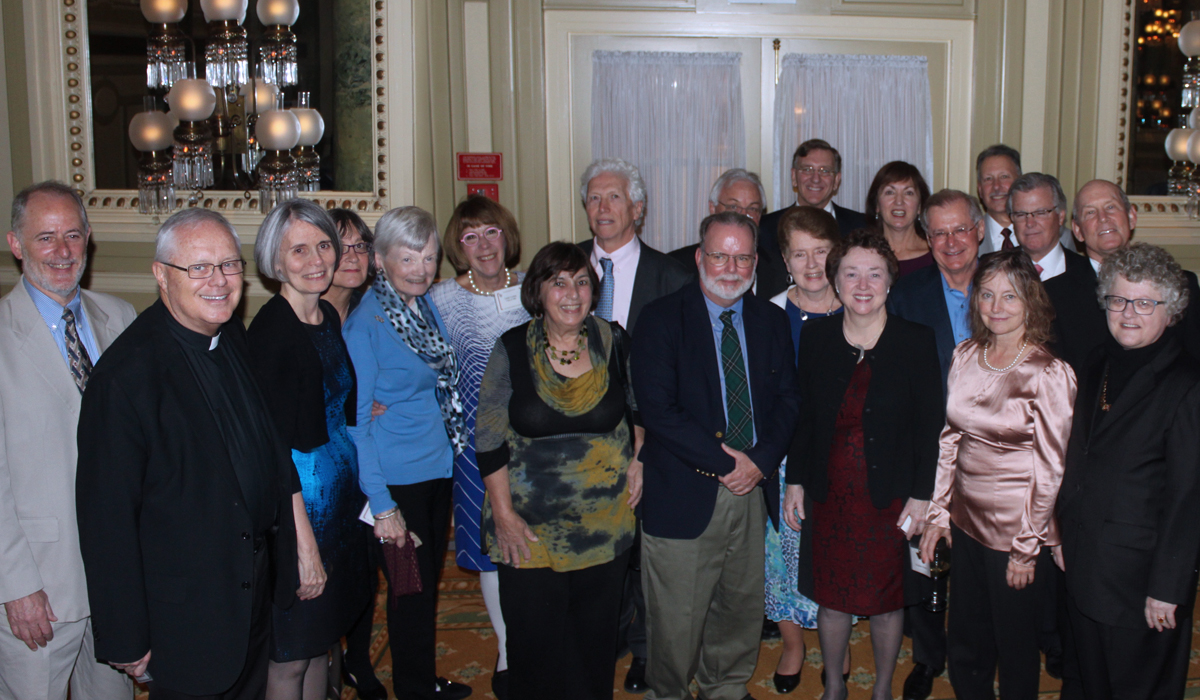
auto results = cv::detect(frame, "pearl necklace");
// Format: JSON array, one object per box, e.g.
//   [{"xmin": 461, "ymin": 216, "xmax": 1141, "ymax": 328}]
[
  {"xmin": 468, "ymin": 268, "xmax": 513, "ymax": 296},
  {"xmin": 983, "ymin": 339, "xmax": 1029, "ymax": 372}
]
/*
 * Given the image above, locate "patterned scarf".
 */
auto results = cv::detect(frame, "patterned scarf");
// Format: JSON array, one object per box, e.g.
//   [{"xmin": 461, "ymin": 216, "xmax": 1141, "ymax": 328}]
[
  {"xmin": 372, "ymin": 276, "xmax": 468, "ymax": 455},
  {"xmin": 526, "ymin": 316, "xmax": 610, "ymax": 417}
]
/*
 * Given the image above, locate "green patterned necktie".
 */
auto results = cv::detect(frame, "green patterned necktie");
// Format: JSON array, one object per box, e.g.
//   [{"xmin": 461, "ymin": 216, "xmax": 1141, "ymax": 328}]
[{"xmin": 719, "ymin": 310, "xmax": 752, "ymax": 451}]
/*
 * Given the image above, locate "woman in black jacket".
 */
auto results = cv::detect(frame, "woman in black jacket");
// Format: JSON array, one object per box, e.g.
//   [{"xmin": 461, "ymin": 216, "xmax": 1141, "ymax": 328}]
[
  {"xmin": 247, "ymin": 199, "xmax": 371, "ymax": 700},
  {"xmin": 783, "ymin": 228, "xmax": 944, "ymax": 700}
]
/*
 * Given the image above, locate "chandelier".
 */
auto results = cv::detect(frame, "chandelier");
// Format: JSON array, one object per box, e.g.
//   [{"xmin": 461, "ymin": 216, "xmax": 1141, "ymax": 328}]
[{"xmin": 129, "ymin": 0, "xmax": 322, "ymax": 215}]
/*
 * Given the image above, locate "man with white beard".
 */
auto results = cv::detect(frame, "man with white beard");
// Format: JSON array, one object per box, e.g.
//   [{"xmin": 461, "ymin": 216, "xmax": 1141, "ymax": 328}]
[{"xmin": 631, "ymin": 211, "xmax": 799, "ymax": 700}]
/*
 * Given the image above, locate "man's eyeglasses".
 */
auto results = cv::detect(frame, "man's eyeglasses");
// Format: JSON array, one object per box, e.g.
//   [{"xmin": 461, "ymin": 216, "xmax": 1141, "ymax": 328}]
[
  {"xmin": 161, "ymin": 258, "xmax": 246, "ymax": 279},
  {"xmin": 927, "ymin": 225, "xmax": 976, "ymax": 242},
  {"xmin": 717, "ymin": 202, "xmax": 764, "ymax": 218},
  {"xmin": 343, "ymin": 241, "xmax": 370, "ymax": 255},
  {"xmin": 795, "ymin": 165, "xmax": 836, "ymax": 178},
  {"xmin": 1010, "ymin": 208, "xmax": 1059, "ymax": 223},
  {"xmin": 1103, "ymin": 295, "xmax": 1164, "ymax": 315},
  {"xmin": 703, "ymin": 251, "xmax": 756, "ymax": 269},
  {"xmin": 460, "ymin": 227, "xmax": 503, "ymax": 247}
]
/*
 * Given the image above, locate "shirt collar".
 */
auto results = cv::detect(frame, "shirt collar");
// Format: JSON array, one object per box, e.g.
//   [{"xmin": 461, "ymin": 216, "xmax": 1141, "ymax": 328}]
[
  {"xmin": 822, "ymin": 200, "xmax": 836, "ymax": 216},
  {"xmin": 591, "ymin": 234, "xmax": 640, "ymax": 266},
  {"xmin": 1089, "ymin": 256, "xmax": 1102, "ymax": 274},
  {"xmin": 939, "ymin": 269, "xmax": 971, "ymax": 298},
  {"xmin": 1037, "ymin": 243, "xmax": 1066, "ymax": 272},
  {"xmin": 703, "ymin": 293, "xmax": 745, "ymax": 325},
  {"xmin": 163, "ymin": 305, "xmax": 223, "ymax": 352},
  {"xmin": 23, "ymin": 277, "xmax": 82, "ymax": 325}
]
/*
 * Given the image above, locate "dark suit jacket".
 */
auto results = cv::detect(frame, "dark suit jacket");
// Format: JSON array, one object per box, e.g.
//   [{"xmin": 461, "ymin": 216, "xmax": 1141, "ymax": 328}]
[
  {"xmin": 667, "ymin": 243, "xmax": 790, "ymax": 300},
  {"xmin": 631, "ymin": 282, "xmax": 800, "ymax": 539},
  {"xmin": 887, "ymin": 264, "xmax": 958, "ymax": 387},
  {"xmin": 1046, "ymin": 249, "xmax": 1200, "ymax": 373},
  {"xmin": 1058, "ymin": 334, "xmax": 1200, "ymax": 629},
  {"xmin": 786, "ymin": 314, "xmax": 944, "ymax": 506},
  {"xmin": 578, "ymin": 238, "xmax": 692, "ymax": 334},
  {"xmin": 76, "ymin": 301, "xmax": 299, "ymax": 694},
  {"xmin": 754, "ymin": 202, "xmax": 866, "ymax": 299}
]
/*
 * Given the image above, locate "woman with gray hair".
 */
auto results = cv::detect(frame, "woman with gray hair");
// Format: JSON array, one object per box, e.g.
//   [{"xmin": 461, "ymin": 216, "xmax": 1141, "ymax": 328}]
[
  {"xmin": 343, "ymin": 206, "xmax": 472, "ymax": 700},
  {"xmin": 1058, "ymin": 243, "xmax": 1200, "ymax": 699},
  {"xmin": 245, "ymin": 199, "xmax": 371, "ymax": 700}
]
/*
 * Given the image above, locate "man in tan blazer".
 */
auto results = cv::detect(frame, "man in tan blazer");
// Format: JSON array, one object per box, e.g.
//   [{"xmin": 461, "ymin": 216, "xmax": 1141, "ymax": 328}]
[{"xmin": 0, "ymin": 182, "xmax": 136, "ymax": 699}]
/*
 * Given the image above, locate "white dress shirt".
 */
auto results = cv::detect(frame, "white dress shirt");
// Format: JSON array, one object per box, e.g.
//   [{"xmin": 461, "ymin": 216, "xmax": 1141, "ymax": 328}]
[
  {"xmin": 590, "ymin": 235, "xmax": 641, "ymax": 330},
  {"xmin": 1089, "ymin": 257, "xmax": 1101, "ymax": 274},
  {"xmin": 1034, "ymin": 244, "xmax": 1067, "ymax": 282},
  {"xmin": 984, "ymin": 214, "xmax": 1015, "ymax": 253}
]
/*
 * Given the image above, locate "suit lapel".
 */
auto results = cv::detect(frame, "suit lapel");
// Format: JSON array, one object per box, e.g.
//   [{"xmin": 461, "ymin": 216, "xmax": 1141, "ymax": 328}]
[
  {"xmin": 9, "ymin": 280, "xmax": 80, "ymax": 407},
  {"xmin": 683, "ymin": 286, "xmax": 724, "ymax": 424},
  {"xmin": 80, "ymin": 292, "xmax": 125, "ymax": 352},
  {"xmin": 1091, "ymin": 340, "xmax": 1180, "ymax": 441},
  {"xmin": 740, "ymin": 298, "xmax": 771, "ymax": 426}
]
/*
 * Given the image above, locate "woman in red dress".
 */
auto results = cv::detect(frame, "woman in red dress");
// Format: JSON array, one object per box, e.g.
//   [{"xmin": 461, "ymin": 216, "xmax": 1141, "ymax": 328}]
[{"xmin": 784, "ymin": 229, "xmax": 945, "ymax": 700}]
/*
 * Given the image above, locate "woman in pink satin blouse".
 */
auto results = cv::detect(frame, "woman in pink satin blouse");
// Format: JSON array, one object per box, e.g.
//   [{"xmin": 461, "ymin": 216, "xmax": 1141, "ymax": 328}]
[{"xmin": 918, "ymin": 248, "xmax": 1077, "ymax": 700}]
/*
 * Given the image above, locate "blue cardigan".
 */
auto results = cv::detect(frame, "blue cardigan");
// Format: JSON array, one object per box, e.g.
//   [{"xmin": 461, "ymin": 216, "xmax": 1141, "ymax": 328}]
[{"xmin": 344, "ymin": 289, "xmax": 455, "ymax": 513}]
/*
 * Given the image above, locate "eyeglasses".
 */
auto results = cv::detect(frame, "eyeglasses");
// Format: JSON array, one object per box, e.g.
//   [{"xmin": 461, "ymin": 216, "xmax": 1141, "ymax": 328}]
[
  {"xmin": 161, "ymin": 258, "xmax": 246, "ymax": 279},
  {"xmin": 703, "ymin": 251, "xmax": 756, "ymax": 269},
  {"xmin": 1010, "ymin": 207, "xmax": 1059, "ymax": 223},
  {"xmin": 927, "ymin": 225, "xmax": 976, "ymax": 242},
  {"xmin": 342, "ymin": 241, "xmax": 370, "ymax": 255},
  {"xmin": 717, "ymin": 202, "xmax": 764, "ymax": 218},
  {"xmin": 795, "ymin": 165, "xmax": 836, "ymax": 178},
  {"xmin": 460, "ymin": 227, "xmax": 502, "ymax": 247},
  {"xmin": 1103, "ymin": 295, "xmax": 1164, "ymax": 315}
]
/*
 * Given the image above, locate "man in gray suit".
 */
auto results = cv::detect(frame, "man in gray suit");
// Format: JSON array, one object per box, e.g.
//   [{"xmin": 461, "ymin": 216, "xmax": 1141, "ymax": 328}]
[
  {"xmin": 0, "ymin": 182, "xmax": 136, "ymax": 699},
  {"xmin": 976, "ymin": 145, "xmax": 1075, "ymax": 256}
]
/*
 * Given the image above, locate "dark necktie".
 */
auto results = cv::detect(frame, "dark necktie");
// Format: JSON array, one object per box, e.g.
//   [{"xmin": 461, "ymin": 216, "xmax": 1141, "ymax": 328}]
[
  {"xmin": 719, "ymin": 310, "xmax": 752, "ymax": 451},
  {"xmin": 596, "ymin": 258, "xmax": 614, "ymax": 322},
  {"xmin": 1001, "ymin": 228, "xmax": 1015, "ymax": 250},
  {"xmin": 63, "ymin": 308, "xmax": 93, "ymax": 394}
]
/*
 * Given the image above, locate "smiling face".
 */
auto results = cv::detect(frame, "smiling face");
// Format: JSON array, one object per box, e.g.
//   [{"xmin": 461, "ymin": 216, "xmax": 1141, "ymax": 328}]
[
  {"xmin": 877, "ymin": 179, "xmax": 921, "ymax": 233},
  {"xmin": 1011, "ymin": 185, "xmax": 1066, "ymax": 261},
  {"xmin": 1106, "ymin": 276, "xmax": 1172, "ymax": 349},
  {"xmin": 584, "ymin": 171, "xmax": 643, "ymax": 251},
  {"xmin": 377, "ymin": 237, "xmax": 438, "ymax": 303},
  {"xmin": 834, "ymin": 246, "xmax": 890, "ymax": 318},
  {"xmin": 791, "ymin": 148, "xmax": 841, "ymax": 209},
  {"xmin": 709, "ymin": 179, "xmax": 765, "ymax": 225},
  {"xmin": 461, "ymin": 223, "xmax": 508, "ymax": 279},
  {"xmin": 977, "ymin": 155, "xmax": 1020, "ymax": 221},
  {"xmin": 783, "ymin": 230, "xmax": 834, "ymax": 296},
  {"xmin": 697, "ymin": 222, "xmax": 756, "ymax": 306},
  {"xmin": 926, "ymin": 199, "xmax": 984, "ymax": 278},
  {"xmin": 540, "ymin": 267, "xmax": 592, "ymax": 331},
  {"xmin": 152, "ymin": 222, "xmax": 244, "ymax": 336},
  {"xmin": 1072, "ymin": 180, "xmax": 1136, "ymax": 263},
  {"xmin": 331, "ymin": 224, "xmax": 369, "ymax": 290},
  {"xmin": 278, "ymin": 220, "xmax": 336, "ymax": 296},
  {"xmin": 7, "ymin": 192, "xmax": 90, "ymax": 305},
  {"xmin": 977, "ymin": 271, "xmax": 1026, "ymax": 341}
]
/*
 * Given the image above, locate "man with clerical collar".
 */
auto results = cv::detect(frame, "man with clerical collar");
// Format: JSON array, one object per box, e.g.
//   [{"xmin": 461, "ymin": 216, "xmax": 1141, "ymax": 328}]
[
  {"xmin": 1008, "ymin": 172, "xmax": 1071, "ymax": 282},
  {"xmin": 76, "ymin": 208, "xmax": 301, "ymax": 699},
  {"xmin": 0, "ymin": 181, "xmax": 136, "ymax": 699}
]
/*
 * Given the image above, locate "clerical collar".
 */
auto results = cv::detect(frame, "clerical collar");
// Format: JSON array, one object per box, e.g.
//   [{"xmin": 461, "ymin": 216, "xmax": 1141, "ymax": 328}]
[{"xmin": 164, "ymin": 307, "xmax": 223, "ymax": 351}]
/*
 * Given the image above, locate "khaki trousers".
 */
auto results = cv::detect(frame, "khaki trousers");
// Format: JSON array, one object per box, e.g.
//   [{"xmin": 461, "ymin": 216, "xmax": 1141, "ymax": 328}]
[
  {"xmin": 642, "ymin": 486, "xmax": 766, "ymax": 700},
  {"xmin": 0, "ymin": 616, "xmax": 133, "ymax": 700}
]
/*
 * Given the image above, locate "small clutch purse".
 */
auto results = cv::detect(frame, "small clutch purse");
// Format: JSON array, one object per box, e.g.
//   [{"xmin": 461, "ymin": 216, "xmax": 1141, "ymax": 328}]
[{"xmin": 382, "ymin": 531, "xmax": 424, "ymax": 599}]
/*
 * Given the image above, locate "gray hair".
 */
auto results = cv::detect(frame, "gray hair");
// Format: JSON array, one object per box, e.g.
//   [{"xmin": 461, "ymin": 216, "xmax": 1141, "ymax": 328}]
[
  {"xmin": 698, "ymin": 210, "xmax": 758, "ymax": 250},
  {"xmin": 155, "ymin": 209, "xmax": 241, "ymax": 263},
  {"xmin": 254, "ymin": 199, "xmax": 342, "ymax": 282},
  {"xmin": 1072, "ymin": 180, "xmax": 1132, "ymax": 222},
  {"xmin": 1006, "ymin": 172, "xmax": 1067, "ymax": 219},
  {"xmin": 373, "ymin": 206, "xmax": 440, "ymax": 259},
  {"xmin": 10, "ymin": 181, "xmax": 89, "ymax": 236},
  {"xmin": 708, "ymin": 168, "xmax": 766, "ymax": 208},
  {"xmin": 1097, "ymin": 243, "xmax": 1189, "ymax": 323},
  {"xmin": 579, "ymin": 158, "xmax": 647, "ymax": 227},
  {"xmin": 919, "ymin": 189, "xmax": 984, "ymax": 232},
  {"xmin": 975, "ymin": 144, "xmax": 1022, "ymax": 181}
]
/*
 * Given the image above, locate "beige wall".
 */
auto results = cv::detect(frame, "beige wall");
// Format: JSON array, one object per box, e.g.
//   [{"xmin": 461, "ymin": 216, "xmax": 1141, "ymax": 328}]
[{"xmin": 2, "ymin": 0, "xmax": 1193, "ymax": 308}]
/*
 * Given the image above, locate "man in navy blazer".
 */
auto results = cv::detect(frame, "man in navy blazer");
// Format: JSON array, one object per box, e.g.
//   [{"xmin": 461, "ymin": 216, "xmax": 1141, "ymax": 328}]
[
  {"xmin": 886, "ymin": 189, "xmax": 984, "ymax": 699},
  {"xmin": 632, "ymin": 211, "xmax": 799, "ymax": 700}
]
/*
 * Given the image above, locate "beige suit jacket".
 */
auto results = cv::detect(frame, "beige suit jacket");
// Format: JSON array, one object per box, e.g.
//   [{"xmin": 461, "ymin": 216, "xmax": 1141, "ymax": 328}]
[{"xmin": 0, "ymin": 278, "xmax": 136, "ymax": 622}]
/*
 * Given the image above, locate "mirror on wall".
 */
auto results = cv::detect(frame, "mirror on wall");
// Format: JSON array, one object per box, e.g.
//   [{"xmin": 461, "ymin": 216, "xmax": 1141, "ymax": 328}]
[{"xmin": 85, "ymin": 0, "xmax": 374, "ymax": 194}]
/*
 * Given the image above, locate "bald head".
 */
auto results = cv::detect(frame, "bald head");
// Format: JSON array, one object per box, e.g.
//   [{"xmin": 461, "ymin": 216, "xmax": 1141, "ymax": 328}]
[{"xmin": 1071, "ymin": 180, "xmax": 1136, "ymax": 264}]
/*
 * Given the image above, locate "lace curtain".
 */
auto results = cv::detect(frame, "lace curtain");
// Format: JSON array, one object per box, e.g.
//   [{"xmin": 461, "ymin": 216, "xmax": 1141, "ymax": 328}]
[
  {"xmin": 592, "ymin": 51, "xmax": 746, "ymax": 253},
  {"xmin": 772, "ymin": 53, "xmax": 934, "ymax": 213}
]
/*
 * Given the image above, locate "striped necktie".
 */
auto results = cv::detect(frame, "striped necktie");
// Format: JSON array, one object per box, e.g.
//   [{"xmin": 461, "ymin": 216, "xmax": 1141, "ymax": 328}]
[
  {"xmin": 719, "ymin": 310, "xmax": 752, "ymax": 451},
  {"xmin": 596, "ymin": 258, "xmax": 614, "ymax": 322},
  {"xmin": 63, "ymin": 307, "xmax": 93, "ymax": 394}
]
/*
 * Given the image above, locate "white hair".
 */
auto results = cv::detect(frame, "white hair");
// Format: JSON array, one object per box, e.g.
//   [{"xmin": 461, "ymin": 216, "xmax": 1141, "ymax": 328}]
[
  {"xmin": 708, "ymin": 168, "xmax": 765, "ymax": 208},
  {"xmin": 579, "ymin": 158, "xmax": 647, "ymax": 227},
  {"xmin": 373, "ymin": 206, "xmax": 440, "ymax": 259},
  {"xmin": 155, "ymin": 209, "xmax": 241, "ymax": 263}
]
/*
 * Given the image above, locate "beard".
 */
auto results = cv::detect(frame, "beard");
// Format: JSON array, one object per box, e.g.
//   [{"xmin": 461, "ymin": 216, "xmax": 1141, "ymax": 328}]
[
  {"xmin": 699, "ymin": 265, "xmax": 754, "ymax": 302},
  {"xmin": 21, "ymin": 250, "xmax": 86, "ymax": 300}
]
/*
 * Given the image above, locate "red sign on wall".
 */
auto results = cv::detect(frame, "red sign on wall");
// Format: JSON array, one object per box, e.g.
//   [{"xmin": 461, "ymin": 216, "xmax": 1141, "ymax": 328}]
[
  {"xmin": 466, "ymin": 183, "xmax": 499, "ymax": 201},
  {"xmin": 456, "ymin": 152, "xmax": 503, "ymax": 181}
]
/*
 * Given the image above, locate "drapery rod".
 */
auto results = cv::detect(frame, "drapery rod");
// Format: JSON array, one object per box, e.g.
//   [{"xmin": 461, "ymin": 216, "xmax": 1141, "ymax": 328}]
[{"xmin": 774, "ymin": 39, "xmax": 781, "ymax": 84}]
